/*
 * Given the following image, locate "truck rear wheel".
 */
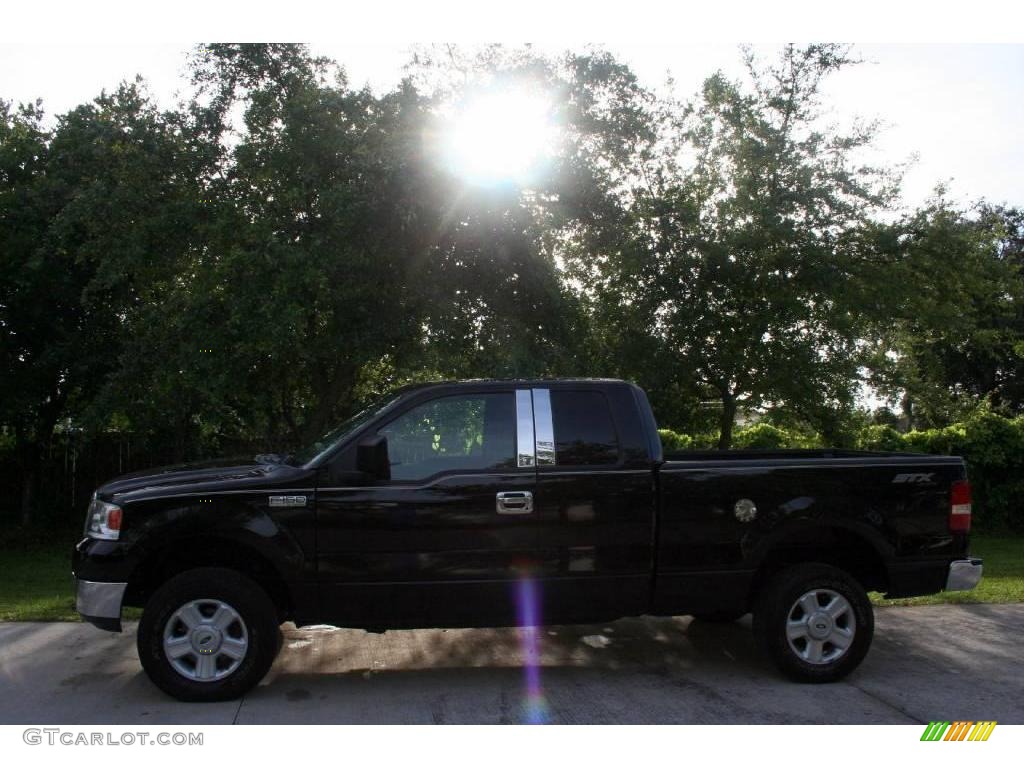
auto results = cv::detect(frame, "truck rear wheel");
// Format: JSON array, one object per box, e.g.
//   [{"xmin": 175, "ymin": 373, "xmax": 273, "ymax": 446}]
[
  {"xmin": 137, "ymin": 567, "xmax": 280, "ymax": 701},
  {"xmin": 753, "ymin": 563, "xmax": 873, "ymax": 683}
]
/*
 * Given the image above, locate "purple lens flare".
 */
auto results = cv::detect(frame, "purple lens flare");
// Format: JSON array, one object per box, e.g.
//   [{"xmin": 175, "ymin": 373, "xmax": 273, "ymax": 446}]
[{"xmin": 515, "ymin": 571, "xmax": 549, "ymax": 724}]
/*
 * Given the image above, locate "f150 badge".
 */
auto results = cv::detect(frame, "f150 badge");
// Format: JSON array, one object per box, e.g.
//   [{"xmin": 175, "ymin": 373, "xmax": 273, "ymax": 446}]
[{"xmin": 268, "ymin": 495, "xmax": 307, "ymax": 508}]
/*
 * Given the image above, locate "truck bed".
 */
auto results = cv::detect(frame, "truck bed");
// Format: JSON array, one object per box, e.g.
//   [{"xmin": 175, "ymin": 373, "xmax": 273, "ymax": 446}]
[
  {"xmin": 653, "ymin": 447, "xmax": 967, "ymax": 617},
  {"xmin": 663, "ymin": 448, "xmax": 934, "ymax": 462}
]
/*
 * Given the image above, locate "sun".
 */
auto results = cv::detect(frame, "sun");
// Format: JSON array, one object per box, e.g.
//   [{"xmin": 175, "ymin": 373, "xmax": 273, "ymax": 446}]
[{"xmin": 442, "ymin": 87, "xmax": 556, "ymax": 186}]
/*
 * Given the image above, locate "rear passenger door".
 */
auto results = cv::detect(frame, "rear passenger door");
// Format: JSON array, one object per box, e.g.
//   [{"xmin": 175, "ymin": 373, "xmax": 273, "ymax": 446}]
[{"xmin": 532, "ymin": 386, "xmax": 657, "ymax": 622}]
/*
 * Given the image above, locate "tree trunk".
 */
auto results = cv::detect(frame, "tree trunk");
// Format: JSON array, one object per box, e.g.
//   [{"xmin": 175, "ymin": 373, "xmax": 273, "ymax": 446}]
[
  {"xmin": 172, "ymin": 404, "xmax": 192, "ymax": 463},
  {"xmin": 20, "ymin": 467, "xmax": 36, "ymax": 528},
  {"xmin": 718, "ymin": 390, "xmax": 737, "ymax": 450},
  {"xmin": 15, "ymin": 424, "xmax": 40, "ymax": 528},
  {"xmin": 901, "ymin": 392, "xmax": 915, "ymax": 432},
  {"xmin": 15, "ymin": 382, "xmax": 66, "ymax": 527},
  {"xmin": 302, "ymin": 365, "xmax": 357, "ymax": 445},
  {"xmin": 279, "ymin": 383, "xmax": 303, "ymax": 448}
]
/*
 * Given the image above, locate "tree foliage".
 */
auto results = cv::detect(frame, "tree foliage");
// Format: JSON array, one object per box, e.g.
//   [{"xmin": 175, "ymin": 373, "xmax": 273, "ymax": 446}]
[
  {"xmin": 1, "ymin": 43, "xmax": 1023, "ymax": 527},
  {"xmin": 575, "ymin": 45, "xmax": 901, "ymax": 447},
  {"xmin": 864, "ymin": 200, "xmax": 1024, "ymax": 427},
  {"xmin": 1, "ymin": 84, "xmax": 200, "ymax": 521}
]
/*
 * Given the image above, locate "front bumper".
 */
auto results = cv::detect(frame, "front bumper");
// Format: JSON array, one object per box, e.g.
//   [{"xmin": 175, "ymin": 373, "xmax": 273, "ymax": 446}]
[
  {"xmin": 946, "ymin": 558, "xmax": 983, "ymax": 592},
  {"xmin": 75, "ymin": 579, "xmax": 127, "ymax": 632}
]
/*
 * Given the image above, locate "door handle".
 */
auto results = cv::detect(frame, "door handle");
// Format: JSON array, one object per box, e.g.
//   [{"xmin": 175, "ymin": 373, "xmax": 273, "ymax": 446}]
[{"xmin": 496, "ymin": 491, "xmax": 534, "ymax": 515}]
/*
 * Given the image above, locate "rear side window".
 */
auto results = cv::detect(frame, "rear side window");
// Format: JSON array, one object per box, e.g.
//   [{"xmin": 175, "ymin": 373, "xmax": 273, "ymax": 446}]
[{"xmin": 550, "ymin": 390, "xmax": 619, "ymax": 466}]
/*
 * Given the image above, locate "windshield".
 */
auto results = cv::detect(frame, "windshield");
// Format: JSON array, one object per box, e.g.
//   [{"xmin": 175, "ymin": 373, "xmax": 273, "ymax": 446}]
[{"xmin": 293, "ymin": 392, "xmax": 403, "ymax": 466}]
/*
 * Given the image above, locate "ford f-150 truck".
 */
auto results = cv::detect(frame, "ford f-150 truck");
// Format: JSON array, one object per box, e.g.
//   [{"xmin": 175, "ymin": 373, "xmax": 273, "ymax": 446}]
[{"xmin": 72, "ymin": 378, "xmax": 982, "ymax": 701}]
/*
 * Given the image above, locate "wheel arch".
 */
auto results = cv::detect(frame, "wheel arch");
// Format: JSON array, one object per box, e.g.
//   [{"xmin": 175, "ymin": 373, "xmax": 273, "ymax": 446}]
[
  {"xmin": 124, "ymin": 534, "xmax": 295, "ymax": 621},
  {"xmin": 746, "ymin": 522, "xmax": 890, "ymax": 608}
]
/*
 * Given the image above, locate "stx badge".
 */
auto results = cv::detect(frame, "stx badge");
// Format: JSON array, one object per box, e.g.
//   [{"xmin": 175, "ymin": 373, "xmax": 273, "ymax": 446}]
[{"xmin": 892, "ymin": 473, "xmax": 935, "ymax": 484}]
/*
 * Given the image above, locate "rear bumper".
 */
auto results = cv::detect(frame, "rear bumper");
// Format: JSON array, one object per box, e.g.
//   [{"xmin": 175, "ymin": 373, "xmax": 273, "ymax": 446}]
[
  {"xmin": 946, "ymin": 558, "xmax": 983, "ymax": 592},
  {"xmin": 75, "ymin": 579, "xmax": 127, "ymax": 632}
]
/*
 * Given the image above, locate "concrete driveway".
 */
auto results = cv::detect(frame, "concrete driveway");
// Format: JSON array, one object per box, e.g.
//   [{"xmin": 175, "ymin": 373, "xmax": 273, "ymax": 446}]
[{"xmin": 0, "ymin": 604, "xmax": 1021, "ymax": 724}]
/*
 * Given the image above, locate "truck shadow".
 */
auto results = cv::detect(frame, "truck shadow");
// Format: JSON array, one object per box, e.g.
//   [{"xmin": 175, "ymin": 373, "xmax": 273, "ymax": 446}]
[
  {"xmin": 270, "ymin": 614, "xmax": 765, "ymax": 678},
  {"xmin": 237, "ymin": 614, "xmax": 781, "ymax": 723},
  {"xmin": 9, "ymin": 605, "xmax": 1023, "ymax": 724}
]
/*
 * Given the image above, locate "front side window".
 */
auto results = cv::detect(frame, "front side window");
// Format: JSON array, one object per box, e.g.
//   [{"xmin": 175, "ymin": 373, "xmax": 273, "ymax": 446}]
[{"xmin": 379, "ymin": 393, "xmax": 516, "ymax": 481}]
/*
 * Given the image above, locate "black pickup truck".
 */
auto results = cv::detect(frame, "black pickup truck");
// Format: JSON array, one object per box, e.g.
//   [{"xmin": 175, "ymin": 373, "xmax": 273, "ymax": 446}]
[{"xmin": 73, "ymin": 378, "xmax": 982, "ymax": 701}]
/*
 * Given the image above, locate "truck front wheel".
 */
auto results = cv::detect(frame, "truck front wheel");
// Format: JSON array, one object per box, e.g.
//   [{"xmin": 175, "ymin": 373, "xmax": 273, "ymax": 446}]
[
  {"xmin": 753, "ymin": 563, "xmax": 874, "ymax": 683},
  {"xmin": 137, "ymin": 567, "xmax": 280, "ymax": 701}
]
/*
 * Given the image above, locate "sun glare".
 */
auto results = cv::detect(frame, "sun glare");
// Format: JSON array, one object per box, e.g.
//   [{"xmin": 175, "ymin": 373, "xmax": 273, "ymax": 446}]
[{"xmin": 443, "ymin": 88, "xmax": 556, "ymax": 186}]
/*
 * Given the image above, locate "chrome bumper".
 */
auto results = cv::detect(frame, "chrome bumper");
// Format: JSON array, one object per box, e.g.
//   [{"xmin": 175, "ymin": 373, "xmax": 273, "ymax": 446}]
[
  {"xmin": 76, "ymin": 579, "xmax": 127, "ymax": 632},
  {"xmin": 946, "ymin": 558, "xmax": 983, "ymax": 592}
]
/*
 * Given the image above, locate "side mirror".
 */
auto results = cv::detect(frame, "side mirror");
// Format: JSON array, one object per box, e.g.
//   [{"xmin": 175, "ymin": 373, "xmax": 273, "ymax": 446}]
[{"xmin": 356, "ymin": 434, "xmax": 390, "ymax": 481}]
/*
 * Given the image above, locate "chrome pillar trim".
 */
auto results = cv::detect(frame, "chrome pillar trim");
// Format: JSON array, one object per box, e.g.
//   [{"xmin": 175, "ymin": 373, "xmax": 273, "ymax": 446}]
[
  {"xmin": 515, "ymin": 389, "xmax": 536, "ymax": 467},
  {"xmin": 532, "ymin": 388, "xmax": 556, "ymax": 466},
  {"xmin": 76, "ymin": 579, "xmax": 128, "ymax": 619},
  {"xmin": 945, "ymin": 558, "xmax": 983, "ymax": 591}
]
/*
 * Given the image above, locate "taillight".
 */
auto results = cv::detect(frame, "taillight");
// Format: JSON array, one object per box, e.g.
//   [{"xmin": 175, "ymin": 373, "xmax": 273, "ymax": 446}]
[{"xmin": 950, "ymin": 480, "xmax": 972, "ymax": 533}]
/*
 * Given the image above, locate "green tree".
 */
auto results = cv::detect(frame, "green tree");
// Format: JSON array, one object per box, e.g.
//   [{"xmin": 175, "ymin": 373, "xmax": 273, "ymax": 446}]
[
  {"xmin": 0, "ymin": 99, "xmax": 56, "ymax": 524},
  {"xmin": 77, "ymin": 44, "xmax": 651, "ymax": 466},
  {"xmin": 133, "ymin": 44, "xmax": 586, "ymax": 451},
  {"xmin": 404, "ymin": 47, "xmax": 660, "ymax": 383},
  {"xmin": 0, "ymin": 84, "xmax": 202, "ymax": 522},
  {"xmin": 575, "ymin": 45, "xmax": 899, "ymax": 447},
  {"xmin": 864, "ymin": 200, "xmax": 1024, "ymax": 427}
]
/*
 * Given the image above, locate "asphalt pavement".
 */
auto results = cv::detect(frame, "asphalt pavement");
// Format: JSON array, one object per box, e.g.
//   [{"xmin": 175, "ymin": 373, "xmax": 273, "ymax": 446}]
[{"xmin": 0, "ymin": 604, "xmax": 1020, "ymax": 724}]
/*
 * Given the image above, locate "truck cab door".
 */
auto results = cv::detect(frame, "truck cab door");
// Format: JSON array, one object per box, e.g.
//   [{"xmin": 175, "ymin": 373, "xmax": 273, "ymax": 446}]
[
  {"xmin": 531, "ymin": 385, "xmax": 658, "ymax": 623},
  {"xmin": 314, "ymin": 387, "xmax": 540, "ymax": 629}
]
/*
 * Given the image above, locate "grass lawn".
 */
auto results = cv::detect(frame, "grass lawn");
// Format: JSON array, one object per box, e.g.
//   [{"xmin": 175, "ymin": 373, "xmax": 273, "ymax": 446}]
[
  {"xmin": 0, "ymin": 545, "xmax": 79, "ymax": 622},
  {"xmin": 0, "ymin": 535, "xmax": 1020, "ymax": 622},
  {"xmin": 871, "ymin": 534, "xmax": 1024, "ymax": 607},
  {"xmin": 0, "ymin": 544, "xmax": 144, "ymax": 622}
]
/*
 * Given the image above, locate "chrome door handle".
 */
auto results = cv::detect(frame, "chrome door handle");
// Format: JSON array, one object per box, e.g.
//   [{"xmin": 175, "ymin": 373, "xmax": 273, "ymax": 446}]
[{"xmin": 496, "ymin": 491, "xmax": 533, "ymax": 515}]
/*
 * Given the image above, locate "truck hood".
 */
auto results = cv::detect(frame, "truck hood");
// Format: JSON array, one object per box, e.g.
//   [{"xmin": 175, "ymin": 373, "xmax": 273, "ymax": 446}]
[{"xmin": 96, "ymin": 458, "xmax": 310, "ymax": 501}]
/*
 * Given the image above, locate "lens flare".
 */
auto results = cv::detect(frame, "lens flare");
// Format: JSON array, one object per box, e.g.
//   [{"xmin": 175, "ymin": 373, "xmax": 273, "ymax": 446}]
[
  {"xmin": 515, "ymin": 572, "xmax": 550, "ymax": 724},
  {"xmin": 442, "ymin": 87, "xmax": 556, "ymax": 186}
]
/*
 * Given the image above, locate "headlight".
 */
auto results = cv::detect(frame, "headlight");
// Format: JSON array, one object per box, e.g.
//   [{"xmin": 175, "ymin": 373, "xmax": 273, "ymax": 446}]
[{"xmin": 85, "ymin": 495, "xmax": 123, "ymax": 540}]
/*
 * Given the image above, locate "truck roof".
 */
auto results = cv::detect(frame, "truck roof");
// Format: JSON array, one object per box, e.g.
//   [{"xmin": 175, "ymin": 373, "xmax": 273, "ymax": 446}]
[{"xmin": 391, "ymin": 377, "xmax": 630, "ymax": 394}]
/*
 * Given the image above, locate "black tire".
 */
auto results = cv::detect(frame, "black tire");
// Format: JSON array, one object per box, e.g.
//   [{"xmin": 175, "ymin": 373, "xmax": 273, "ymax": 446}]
[
  {"xmin": 753, "ymin": 563, "xmax": 873, "ymax": 683},
  {"xmin": 137, "ymin": 567, "xmax": 280, "ymax": 702},
  {"xmin": 690, "ymin": 610, "xmax": 747, "ymax": 623}
]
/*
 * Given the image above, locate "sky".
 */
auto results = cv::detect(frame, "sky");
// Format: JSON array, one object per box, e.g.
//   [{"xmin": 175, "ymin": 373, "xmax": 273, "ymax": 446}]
[{"xmin": 0, "ymin": 42, "xmax": 1021, "ymax": 210}]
